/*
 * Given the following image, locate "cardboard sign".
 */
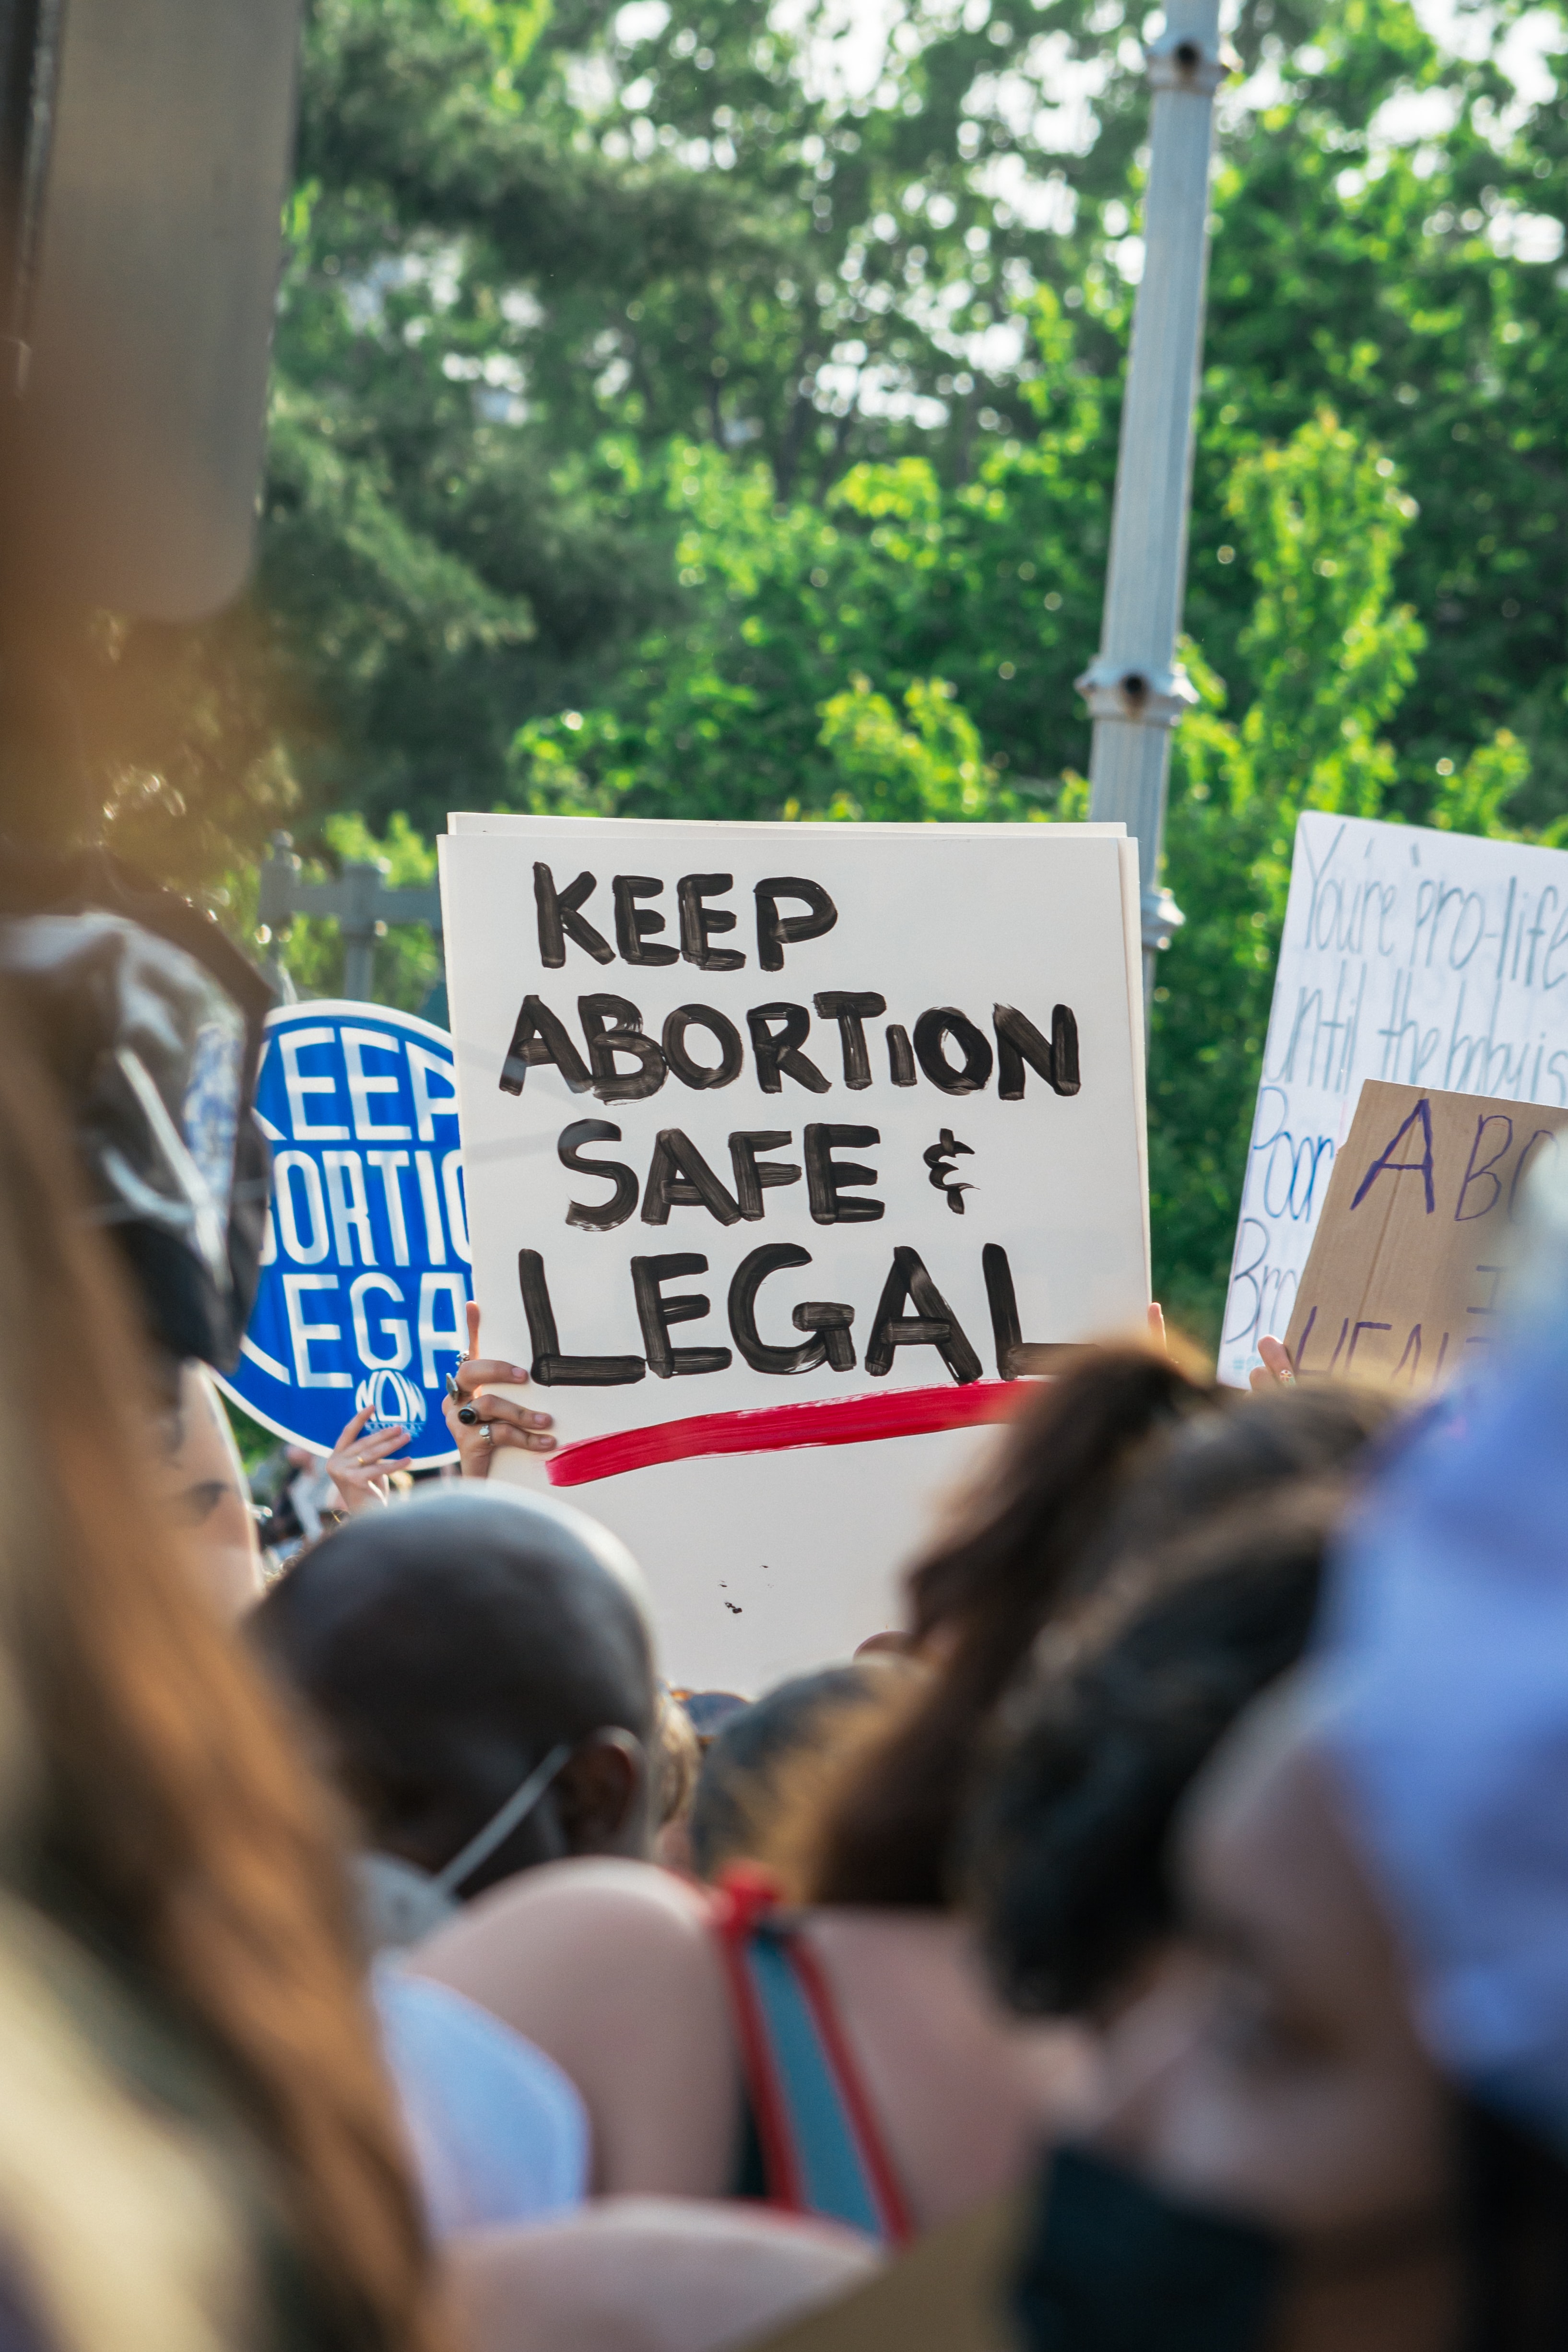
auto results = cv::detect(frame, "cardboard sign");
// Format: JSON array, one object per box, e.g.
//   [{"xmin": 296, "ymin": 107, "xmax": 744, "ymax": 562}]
[
  {"xmin": 440, "ymin": 815, "xmax": 1149, "ymax": 1688},
  {"xmin": 215, "ymin": 1003, "xmax": 465, "ymax": 1465},
  {"xmin": 1283, "ymin": 1079, "xmax": 1568, "ymax": 1390},
  {"xmin": 1219, "ymin": 813, "xmax": 1568, "ymax": 1386}
]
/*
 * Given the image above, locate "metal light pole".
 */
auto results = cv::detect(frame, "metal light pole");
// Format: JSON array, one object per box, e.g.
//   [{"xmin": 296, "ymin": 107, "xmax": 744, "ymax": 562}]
[{"xmin": 1080, "ymin": 0, "xmax": 1229, "ymax": 1004}]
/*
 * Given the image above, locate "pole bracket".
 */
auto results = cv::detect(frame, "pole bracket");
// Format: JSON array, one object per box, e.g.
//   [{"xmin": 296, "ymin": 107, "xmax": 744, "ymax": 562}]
[
  {"xmin": 1075, "ymin": 659, "xmax": 1200, "ymax": 728},
  {"xmin": 1145, "ymin": 24, "xmax": 1235, "ymax": 93}
]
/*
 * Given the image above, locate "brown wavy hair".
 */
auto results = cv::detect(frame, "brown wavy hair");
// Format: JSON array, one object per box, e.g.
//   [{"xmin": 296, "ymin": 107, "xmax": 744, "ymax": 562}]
[
  {"xmin": 801, "ymin": 1348, "xmax": 1390, "ymax": 1911},
  {"xmin": 0, "ymin": 1011, "xmax": 442, "ymax": 2352},
  {"xmin": 803, "ymin": 1349, "xmax": 1211, "ymax": 1907}
]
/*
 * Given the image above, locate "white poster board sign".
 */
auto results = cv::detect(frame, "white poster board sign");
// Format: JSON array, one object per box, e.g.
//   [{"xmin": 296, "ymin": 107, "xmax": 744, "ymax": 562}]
[
  {"xmin": 1219, "ymin": 812, "xmax": 1568, "ymax": 1387},
  {"xmin": 441, "ymin": 814, "xmax": 1149, "ymax": 1689}
]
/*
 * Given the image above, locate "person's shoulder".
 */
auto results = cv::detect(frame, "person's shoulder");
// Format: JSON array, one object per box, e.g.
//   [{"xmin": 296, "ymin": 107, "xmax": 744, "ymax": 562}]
[
  {"xmin": 496, "ymin": 1856, "xmax": 714, "ymax": 1915},
  {"xmin": 462, "ymin": 1857, "xmax": 714, "ymax": 1940},
  {"xmin": 411, "ymin": 1860, "xmax": 721, "ymax": 2004},
  {"xmin": 408, "ymin": 1861, "xmax": 738, "ymax": 2197}
]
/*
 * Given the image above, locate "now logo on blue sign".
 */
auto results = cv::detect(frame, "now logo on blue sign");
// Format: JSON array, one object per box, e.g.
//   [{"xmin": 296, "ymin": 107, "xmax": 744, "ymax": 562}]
[{"xmin": 217, "ymin": 1002, "xmax": 468, "ymax": 1464}]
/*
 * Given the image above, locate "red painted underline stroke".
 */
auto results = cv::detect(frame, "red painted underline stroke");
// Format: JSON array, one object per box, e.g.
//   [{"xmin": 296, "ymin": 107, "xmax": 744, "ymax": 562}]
[{"xmin": 544, "ymin": 1379, "xmax": 1029, "ymax": 1488}]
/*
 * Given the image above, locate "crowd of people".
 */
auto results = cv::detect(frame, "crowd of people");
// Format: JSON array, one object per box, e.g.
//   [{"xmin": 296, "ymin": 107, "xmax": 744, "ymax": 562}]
[{"xmin": 6, "ymin": 983, "xmax": 1568, "ymax": 2352}]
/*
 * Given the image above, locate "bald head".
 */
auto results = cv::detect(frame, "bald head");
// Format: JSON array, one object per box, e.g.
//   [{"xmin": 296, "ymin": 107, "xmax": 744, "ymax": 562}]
[{"xmin": 254, "ymin": 1487, "xmax": 659, "ymax": 1891}]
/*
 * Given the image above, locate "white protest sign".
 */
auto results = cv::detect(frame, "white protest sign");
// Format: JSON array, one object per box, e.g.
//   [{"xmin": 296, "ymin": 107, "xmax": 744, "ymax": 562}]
[
  {"xmin": 440, "ymin": 815, "xmax": 1149, "ymax": 1689},
  {"xmin": 1219, "ymin": 811, "xmax": 1568, "ymax": 1387}
]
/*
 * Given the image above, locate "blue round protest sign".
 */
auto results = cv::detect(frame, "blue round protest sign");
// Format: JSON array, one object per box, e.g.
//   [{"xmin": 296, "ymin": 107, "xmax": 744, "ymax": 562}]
[{"xmin": 216, "ymin": 1002, "xmax": 468, "ymax": 1465}]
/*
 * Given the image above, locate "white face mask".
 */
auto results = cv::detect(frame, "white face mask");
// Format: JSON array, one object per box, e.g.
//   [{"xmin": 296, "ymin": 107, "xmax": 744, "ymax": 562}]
[{"xmin": 354, "ymin": 1741, "xmax": 573, "ymax": 1954}]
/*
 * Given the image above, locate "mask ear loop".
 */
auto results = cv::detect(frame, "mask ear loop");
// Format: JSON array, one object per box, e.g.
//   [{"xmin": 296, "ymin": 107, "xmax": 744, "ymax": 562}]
[{"xmin": 431, "ymin": 1742, "xmax": 573, "ymax": 1899}]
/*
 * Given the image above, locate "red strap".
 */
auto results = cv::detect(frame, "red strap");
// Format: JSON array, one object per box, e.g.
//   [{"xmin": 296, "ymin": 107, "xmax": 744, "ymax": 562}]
[
  {"xmin": 710, "ymin": 1868, "xmax": 805, "ymax": 2214},
  {"xmin": 710, "ymin": 1868, "xmax": 915, "ymax": 2245}
]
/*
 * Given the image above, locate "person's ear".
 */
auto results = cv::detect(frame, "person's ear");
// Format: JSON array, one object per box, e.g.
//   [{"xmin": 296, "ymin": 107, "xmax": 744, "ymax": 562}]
[{"xmin": 553, "ymin": 1727, "xmax": 649, "ymax": 1855}]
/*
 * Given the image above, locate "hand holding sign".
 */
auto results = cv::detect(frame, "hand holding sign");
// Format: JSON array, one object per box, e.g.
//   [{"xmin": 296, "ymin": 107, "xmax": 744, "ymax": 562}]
[
  {"xmin": 441, "ymin": 1301, "xmax": 558, "ymax": 1477},
  {"xmin": 1247, "ymin": 1335, "xmax": 1296, "ymax": 1393},
  {"xmin": 322, "ymin": 1401, "xmax": 412, "ymax": 1508}
]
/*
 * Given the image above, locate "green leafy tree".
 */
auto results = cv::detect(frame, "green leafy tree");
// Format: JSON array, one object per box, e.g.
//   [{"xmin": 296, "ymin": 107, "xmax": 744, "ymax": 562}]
[
  {"xmin": 510, "ymin": 289, "xmax": 1114, "ymax": 818},
  {"xmin": 1188, "ymin": 0, "xmax": 1567, "ymax": 819},
  {"xmin": 1429, "ymin": 725, "xmax": 1533, "ymax": 836},
  {"xmin": 815, "ymin": 675, "xmax": 1002, "ymax": 820}
]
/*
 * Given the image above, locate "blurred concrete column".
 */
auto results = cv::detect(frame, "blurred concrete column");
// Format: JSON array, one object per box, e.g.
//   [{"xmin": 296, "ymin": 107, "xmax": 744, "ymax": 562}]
[{"xmin": 1080, "ymin": 0, "xmax": 1230, "ymax": 1004}]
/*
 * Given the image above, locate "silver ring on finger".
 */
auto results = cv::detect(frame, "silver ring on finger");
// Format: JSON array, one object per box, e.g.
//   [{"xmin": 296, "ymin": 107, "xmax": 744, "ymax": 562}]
[{"xmin": 480, "ymin": 1424, "xmax": 492, "ymax": 1442}]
